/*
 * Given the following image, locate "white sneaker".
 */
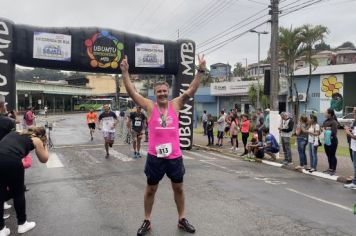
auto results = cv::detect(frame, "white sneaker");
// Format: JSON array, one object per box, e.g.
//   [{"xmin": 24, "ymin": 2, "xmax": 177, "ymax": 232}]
[
  {"xmin": 0, "ymin": 226, "xmax": 10, "ymax": 236},
  {"xmin": 18, "ymin": 221, "xmax": 36, "ymax": 234},
  {"xmin": 230, "ymin": 147, "xmax": 234, "ymax": 150},
  {"xmin": 3, "ymin": 202, "xmax": 11, "ymax": 210},
  {"xmin": 3, "ymin": 213, "xmax": 10, "ymax": 219},
  {"xmin": 344, "ymin": 183, "xmax": 356, "ymax": 189}
]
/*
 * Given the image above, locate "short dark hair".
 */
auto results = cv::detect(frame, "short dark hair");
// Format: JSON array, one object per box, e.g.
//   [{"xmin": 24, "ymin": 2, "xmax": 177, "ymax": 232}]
[
  {"xmin": 153, "ymin": 81, "xmax": 169, "ymax": 93},
  {"xmin": 310, "ymin": 114, "xmax": 318, "ymax": 123}
]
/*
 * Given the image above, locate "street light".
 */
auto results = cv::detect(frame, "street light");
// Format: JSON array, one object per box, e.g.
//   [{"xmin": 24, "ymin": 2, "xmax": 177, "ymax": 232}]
[{"xmin": 250, "ymin": 29, "xmax": 268, "ymax": 109}]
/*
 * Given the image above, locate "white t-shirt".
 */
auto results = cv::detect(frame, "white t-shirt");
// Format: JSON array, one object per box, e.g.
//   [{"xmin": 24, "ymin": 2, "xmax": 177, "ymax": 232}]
[
  {"xmin": 308, "ymin": 123, "xmax": 320, "ymax": 144},
  {"xmin": 351, "ymin": 126, "xmax": 356, "ymax": 152},
  {"xmin": 217, "ymin": 115, "xmax": 225, "ymax": 132}
]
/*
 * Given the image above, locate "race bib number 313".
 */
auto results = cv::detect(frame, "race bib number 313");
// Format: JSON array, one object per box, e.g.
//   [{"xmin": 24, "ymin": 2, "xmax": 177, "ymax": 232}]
[{"xmin": 155, "ymin": 143, "xmax": 172, "ymax": 158}]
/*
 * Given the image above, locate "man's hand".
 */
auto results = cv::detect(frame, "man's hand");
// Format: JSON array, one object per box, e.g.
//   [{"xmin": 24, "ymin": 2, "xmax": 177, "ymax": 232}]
[
  {"xmin": 120, "ymin": 55, "xmax": 129, "ymax": 74},
  {"xmin": 197, "ymin": 54, "xmax": 206, "ymax": 71}
]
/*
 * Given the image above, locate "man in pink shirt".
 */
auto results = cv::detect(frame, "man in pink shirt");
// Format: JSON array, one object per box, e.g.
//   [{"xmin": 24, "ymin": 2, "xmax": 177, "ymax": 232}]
[{"xmin": 121, "ymin": 54, "xmax": 206, "ymax": 235}]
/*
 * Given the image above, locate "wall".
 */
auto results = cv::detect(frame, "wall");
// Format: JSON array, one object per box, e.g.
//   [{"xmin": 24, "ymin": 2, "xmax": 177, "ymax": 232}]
[
  {"xmin": 87, "ymin": 75, "xmax": 116, "ymax": 94},
  {"xmin": 343, "ymin": 73, "xmax": 356, "ymax": 110},
  {"xmin": 292, "ymin": 72, "xmax": 356, "ymax": 122}
]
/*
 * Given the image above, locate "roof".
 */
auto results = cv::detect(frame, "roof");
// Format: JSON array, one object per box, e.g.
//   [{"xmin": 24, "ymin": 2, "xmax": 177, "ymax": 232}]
[
  {"xmin": 294, "ymin": 63, "xmax": 356, "ymax": 76},
  {"xmin": 210, "ymin": 63, "xmax": 230, "ymax": 67}
]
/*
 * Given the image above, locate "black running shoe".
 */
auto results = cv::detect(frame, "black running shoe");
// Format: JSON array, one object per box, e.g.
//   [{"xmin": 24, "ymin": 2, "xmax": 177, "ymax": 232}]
[
  {"xmin": 178, "ymin": 218, "xmax": 196, "ymax": 233},
  {"xmin": 137, "ymin": 220, "xmax": 151, "ymax": 236}
]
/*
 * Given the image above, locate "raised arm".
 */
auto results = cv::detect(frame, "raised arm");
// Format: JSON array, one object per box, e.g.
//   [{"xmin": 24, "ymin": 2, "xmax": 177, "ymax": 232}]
[
  {"xmin": 120, "ymin": 55, "xmax": 153, "ymax": 113},
  {"xmin": 172, "ymin": 54, "xmax": 206, "ymax": 111},
  {"xmin": 32, "ymin": 137, "xmax": 49, "ymax": 163}
]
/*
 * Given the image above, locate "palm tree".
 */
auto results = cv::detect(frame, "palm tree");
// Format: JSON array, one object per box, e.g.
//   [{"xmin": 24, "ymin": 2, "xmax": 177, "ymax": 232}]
[
  {"xmin": 248, "ymin": 83, "xmax": 268, "ymax": 108},
  {"xmin": 279, "ymin": 26, "xmax": 303, "ymax": 119},
  {"xmin": 299, "ymin": 24, "xmax": 329, "ymax": 113},
  {"xmin": 233, "ymin": 62, "xmax": 246, "ymax": 77}
]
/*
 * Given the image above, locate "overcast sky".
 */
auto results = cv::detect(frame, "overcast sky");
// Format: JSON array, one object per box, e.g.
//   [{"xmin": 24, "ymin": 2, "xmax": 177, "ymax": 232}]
[{"xmin": 1, "ymin": 0, "xmax": 356, "ymax": 68}]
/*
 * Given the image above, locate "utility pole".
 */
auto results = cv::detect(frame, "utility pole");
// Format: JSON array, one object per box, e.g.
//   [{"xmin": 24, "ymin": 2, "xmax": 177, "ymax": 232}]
[
  {"xmin": 115, "ymin": 75, "xmax": 120, "ymax": 110},
  {"xmin": 177, "ymin": 29, "xmax": 180, "ymax": 39},
  {"xmin": 250, "ymin": 29, "xmax": 268, "ymax": 109},
  {"xmin": 269, "ymin": 0, "xmax": 279, "ymax": 111},
  {"xmin": 269, "ymin": 0, "xmax": 281, "ymax": 154},
  {"xmin": 243, "ymin": 58, "xmax": 248, "ymax": 78}
]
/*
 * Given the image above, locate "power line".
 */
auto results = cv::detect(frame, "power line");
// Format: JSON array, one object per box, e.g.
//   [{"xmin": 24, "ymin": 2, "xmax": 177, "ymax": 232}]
[
  {"xmin": 150, "ymin": 0, "xmax": 186, "ymax": 34},
  {"xmin": 178, "ymin": 0, "xmax": 239, "ymax": 38},
  {"xmin": 197, "ymin": 20, "xmax": 269, "ymax": 55},
  {"xmin": 281, "ymin": 0, "xmax": 323, "ymax": 13},
  {"xmin": 196, "ymin": 0, "xmax": 330, "ymax": 57},
  {"xmin": 245, "ymin": 0, "xmax": 269, "ymax": 5},
  {"xmin": 164, "ymin": 0, "xmax": 220, "ymax": 39},
  {"xmin": 197, "ymin": 7, "xmax": 268, "ymax": 49},
  {"xmin": 128, "ymin": 0, "xmax": 154, "ymax": 31},
  {"xmin": 134, "ymin": 0, "xmax": 167, "ymax": 32}
]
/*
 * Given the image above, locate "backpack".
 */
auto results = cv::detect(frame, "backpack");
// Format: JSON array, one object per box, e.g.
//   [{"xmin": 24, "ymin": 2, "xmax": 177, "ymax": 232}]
[{"xmin": 324, "ymin": 130, "xmax": 332, "ymax": 146}]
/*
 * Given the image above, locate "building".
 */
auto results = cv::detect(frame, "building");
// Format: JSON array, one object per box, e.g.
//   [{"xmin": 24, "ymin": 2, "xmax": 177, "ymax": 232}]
[
  {"xmin": 292, "ymin": 64, "xmax": 356, "ymax": 121},
  {"xmin": 16, "ymin": 80, "xmax": 92, "ymax": 112},
  {"xmin": 247, "ymin": 63, "xmax": 287, "ymax": 78},
  {"xmin": 210, "ymin": 63, "xmax": 231, "ymax": 81},
  {"xmin": 335, "ymin": 49, "xmax": 356, "ymax": 65},
  {"xmin": 66, "ymin": 75, "xmax": 128, "ymax": 96}
]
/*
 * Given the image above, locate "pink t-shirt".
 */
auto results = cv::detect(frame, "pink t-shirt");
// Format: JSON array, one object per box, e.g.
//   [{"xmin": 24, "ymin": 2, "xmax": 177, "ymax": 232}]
[
  {"xmin": 230, "ymin": 121, "xmax": 239, "ymax": 136},
  {"xmin": 147, "ymin": 102, "xmax": 182, "ymax": 159},
  {"xmin": 25, "ymin": 111, "xmax": 34, "ymax": 126}
]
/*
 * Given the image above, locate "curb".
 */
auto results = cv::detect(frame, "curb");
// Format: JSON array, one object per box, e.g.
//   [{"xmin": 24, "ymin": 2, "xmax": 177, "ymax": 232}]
[{"xmin": 193, "ymin": 144, "xmax": 352, "ymax": 184}]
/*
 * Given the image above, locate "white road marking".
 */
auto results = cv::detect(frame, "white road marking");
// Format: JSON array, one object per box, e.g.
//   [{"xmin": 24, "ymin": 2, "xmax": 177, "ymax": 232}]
[
  {"xmin": 110, "ymin": 149, "xmax": 134, "ymax": 162},
  {"xmin": 75, "ymin": 149, "xmax": 101, "ymax": 164},
  {"xmin": 301, "ymin": 169, "xmax": 339, "ymax": 181},
  {"xmin": 254, "ymin": 177, "xmax": 287, "ymax": 185},
  {"xmin": 184, "ymin": 151, "xmax": 215, "ymax": 160},
  {"xmin": 262, "ymin": 160, "xmax": 284, "ymax": 167},
  {"xmin": 286, "ymin": 188, "xmax": 353, "ymax": 212},
  {"xmin": 46, "ymin": 153, "xmax": 64, "ymax": 168},
  {"xmin": 200, "ymin": 160, "xmax": 227, "ymax": 169},
  {"xmin": 201, "ymin": 150, "xmax": 237, "ymax": 161}
]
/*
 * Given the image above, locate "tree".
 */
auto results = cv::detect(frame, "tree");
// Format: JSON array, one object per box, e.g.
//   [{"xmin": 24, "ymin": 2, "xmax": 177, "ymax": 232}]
[
  {"xmin": 300, "ymin": 24, "xmax": 329, "ymax": 113},
  {"xmin": 233, "ymin": 62, "xmax": 246, "ymax": 77},
  {"xmin": 336, "ymin": 41, "xmax": 355, "ymax": 49},
  {"xmin": 279, "ymin": 26, "xmax": 303, "ymax": 119},
  {"xmin": 248, "ymin": 83, "xmax": 269, "ymax": 109},
  {"xmin": 315, "ymin": 42, "xmax": 331, "ymax": 52}
]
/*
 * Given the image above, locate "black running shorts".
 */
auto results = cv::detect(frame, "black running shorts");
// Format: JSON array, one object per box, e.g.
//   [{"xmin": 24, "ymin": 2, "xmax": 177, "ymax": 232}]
[
  {"xmin": 88, "ymin": 123, "xmax": 96, "ymax": 130},
  {"xmin": 144, "ymin": 153, "xmax": 185, "ymax": 185}
]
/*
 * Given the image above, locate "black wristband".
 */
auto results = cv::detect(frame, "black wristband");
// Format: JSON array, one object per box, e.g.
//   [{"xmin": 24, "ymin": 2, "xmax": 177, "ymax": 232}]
[{"xmin": 197, "ymin": 69, "xmax": 206, "ymax": 74}]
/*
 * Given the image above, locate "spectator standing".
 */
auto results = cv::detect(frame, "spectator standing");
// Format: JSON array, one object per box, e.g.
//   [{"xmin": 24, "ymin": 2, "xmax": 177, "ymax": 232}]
[
  {"xmin": 240, "ymin": 114, "xmax": 250, "ymax": 156},
  {"xmin": 322, "ymin": 108, "xmax": 339, "ymax": 175},
  {"xmin": 264, "ymin": 108, "xmax": 270, "ymax": 129},
  {"xmin": 206, "ymin": 114, "xmax": 214, "ymax": 146},
  {"xmin": 307, "ymin": 114, "xmax": 320, "ymax": 172},
  {"xmin": 216, "ymin": 110, "xmax": 225, "ymax": 147},
  {"xmin": 202, "ymin": 110, "xmax": 208, "ymax": 136},
  {"xmin": 256, "ymin": 109, "xmax": 265, "ymax": 142},
  {"xmin": 295, "ymin": 115, "xmax": 310, "ymax": 170},
  {"xmin": 344, "ymin": 108, "xmax": 356, "ymax": 190},
  {"xmin": 229, "ymin": 115, "xmax": 239, "ymax": 152},
  {"xmin": 23, "ymin": 107, "xmax": 36, "ymax": 129},
  {"xmin": 279, "ymin": 112, "xmax": 294, "ymax": 165}
]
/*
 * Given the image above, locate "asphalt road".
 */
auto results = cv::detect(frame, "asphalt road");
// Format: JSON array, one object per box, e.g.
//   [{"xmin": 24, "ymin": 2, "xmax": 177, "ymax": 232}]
[{"xmin": 4, "ymin": 114, "xmax": 356, "ymax": 236}]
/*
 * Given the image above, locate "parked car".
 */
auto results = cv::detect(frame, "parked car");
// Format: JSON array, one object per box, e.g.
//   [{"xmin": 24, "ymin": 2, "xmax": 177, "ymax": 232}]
[{"xmin": 337, "ymin": 113, "xmax": 354, "ymax": 128}]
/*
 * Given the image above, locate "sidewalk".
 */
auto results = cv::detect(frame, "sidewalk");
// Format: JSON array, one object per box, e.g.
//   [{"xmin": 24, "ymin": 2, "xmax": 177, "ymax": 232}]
[{"xmin": 193, "ymin": 130, "xmax": 353, "ymax": 182}]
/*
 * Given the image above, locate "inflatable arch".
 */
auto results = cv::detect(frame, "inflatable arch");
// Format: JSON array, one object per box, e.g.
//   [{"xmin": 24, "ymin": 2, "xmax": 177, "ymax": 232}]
[{"xmin": 0, "ymin": 18, "xmax": 196, "ymax": 149}]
